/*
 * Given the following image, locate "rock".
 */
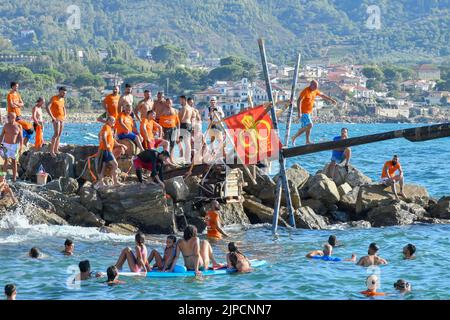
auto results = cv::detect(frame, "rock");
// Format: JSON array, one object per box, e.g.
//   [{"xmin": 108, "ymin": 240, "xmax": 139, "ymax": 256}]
[
  {"xmin": 60, "ymin": 145, "xmax": 99, "ymax": 181},
  {"xmin": 294, "ymin": 206, "xmax": 328, "ymax": 230},
  {"xmin": 79, "ymin": 184, "xmax": 103, "ymax": 214},
  {"xmin": 23, "ymin": 152, "xmax": 76, "ymax": 180},
  {"xmin": 44, "ymin": 177, "xmax": 79, "ymax": 194},
  {"xmin": 416, "ymin": 217, "xmax": 450, "ymax": 224},
  {"xmin": 40, "ymin": 190, "xmax": 105, "ymax": 227},
  {"xmin": 306, "ymin": 174, "xmax": 340, "ymax": 205},
  {"xmin": 243, "ymin": 197, "xmax": 289, "ymax": 227},
  {"xmin": 338, "ymin": 183, "xmax": 352, "ymax": 197},
  {"xmin": 184, "ymin": 176, "xmax": 201, "ymax": 199},
  {"xmin": 337, "ymin": 186, "xmax": 360, "ymax": 217},
  {"xmin": 366, "ymin": 200, "xmax": 423, "ymax": 227},
  {"xmin": 164, "ymin": 176, "xmax": 190, "ymax": 202},
  {"xmin": 356, "ymin": 184, "xmax": 430, "ymax": 214},
  {"xmin": 242, "ymin": 165, "xmax": 276, "ymax": 203},
  {"xmin": 219, "ymin": 202, "xmax": 250, "ymax": 225},
  {"xmin": 289, "ymin": 188, "xmax": 302, "ymax": 210},
  {"xmin": 99, "ymin": 223, "xmax": 139, "ymax": 236},
  {"xmin": 302, "ymin": 198, "xmax": 328, "ymax": 215},
  {"xmin": 322, "ymin": 164, "xmax": 372, "ymax": 187},
  {"xmin": 117, "ymin": 139, "xmax": 137, "ymax": 157},
  {"xmin": 98, "ymin": 183, "xmax": 175, "ymax": 234},
  {"xmin": 349, "ymin": 220, "xmax": 372, "ymax": 228},
  {"xmin": 429, "ymin": 196, "xmax": 450, "ymax": 219},
  {"xmin": 274, "ymin": 164, "xmax": 310, "ymax": 190},
  {"xmin": 332, "ymin": 211, "xmax": 349, "ymax": 222}
]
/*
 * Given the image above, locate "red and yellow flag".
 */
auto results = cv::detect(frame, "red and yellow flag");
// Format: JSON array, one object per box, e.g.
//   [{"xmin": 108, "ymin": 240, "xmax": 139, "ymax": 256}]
[{"xmin": 224, "ymin": 105, "xmax": 281, "ymax": 164}]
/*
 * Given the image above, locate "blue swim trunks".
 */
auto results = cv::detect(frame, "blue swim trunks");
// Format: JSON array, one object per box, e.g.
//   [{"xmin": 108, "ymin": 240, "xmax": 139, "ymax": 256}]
[
  {"xmin": 23, "ymin": 129, "xmax": 34, "ymax": 140},
  {"xmin": 118, "ymin": 133, "xmax": 137, "ymax": 141},
  {"xmin": 331, "ymin": 151, "xmax": 345, "ymax": 163},
  {"xmin": 101, "ymin": 150, "xmax": 114, "ymax": 162},
  {"xmin": 301, "ymin": 113, "xmax": 313, "ymax": 128}
]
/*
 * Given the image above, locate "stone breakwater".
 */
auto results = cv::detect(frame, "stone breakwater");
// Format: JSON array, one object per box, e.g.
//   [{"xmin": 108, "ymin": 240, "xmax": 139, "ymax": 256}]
[{"xmin": 1, "ymin": 145, "xmax": 450, "ymax": 235}]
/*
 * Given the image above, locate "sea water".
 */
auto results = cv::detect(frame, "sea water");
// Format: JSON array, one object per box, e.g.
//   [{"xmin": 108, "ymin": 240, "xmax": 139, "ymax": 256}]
[{"xmin": 1, "ymin": 122, "xmax": 449, "ymax": 300}]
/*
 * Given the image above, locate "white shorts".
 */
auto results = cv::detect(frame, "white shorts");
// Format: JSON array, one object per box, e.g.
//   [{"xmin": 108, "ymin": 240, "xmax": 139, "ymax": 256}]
[{"xmin": 0, "ymin": 143, "xmax": 19, "ymax": 160}]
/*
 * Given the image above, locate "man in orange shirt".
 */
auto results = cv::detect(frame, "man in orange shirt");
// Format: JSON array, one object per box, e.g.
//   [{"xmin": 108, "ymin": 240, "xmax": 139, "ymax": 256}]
[
  {"xmin": 205, "ymin": 200, "xmax": 229, "ymax": 241},
  {"xmin": 7, "ymin": 82, "xmax": 35, "ymax": 146},
  {"xmin": 140, "ymin": 110, "xmax": 168, "ymax": 151},
  {"xmin": 96, "ymin": 116, "xmax": 126, "ymax": 188},
  {"xmin": 381, "ymin": 154, "xmax": 406, "ymax": 200},
  {"xmin": 46, "ymin": 87, "xmax": 67, "ymax": 157},
  {"xmin": 97, "ymin": 85, "xmax": 120, "ymax": 123},
  {"xmin": 116, "ymin": 103, "xmax": 144, "ymax": 153},
  {"xmin": 291, "ymin": 80, "xmax": 337, "ymax": 145}
]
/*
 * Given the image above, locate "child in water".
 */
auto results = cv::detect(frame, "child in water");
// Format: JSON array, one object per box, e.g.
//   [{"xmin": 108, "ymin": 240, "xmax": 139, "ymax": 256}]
[
  {"xmin": 114, "ymin": 232, "xmax": 150, "ymax": 272},
  {"xmin": 226, "ymin": 242, "xmax": 251, "ymax": 273},
  {"xmin": 62, "ymin": 239, "xmax": 74, "ymax": 256},
  {"xmin": 105, "ymin": 266, "xmax": 125, "ymax": 286},
  {"xmin": 361, "ymin": 275, "xmax": 385, "ymax": 297},
  {"xmin": 147, "ymin": 235, "xmax": 177, "ymax": 272}
]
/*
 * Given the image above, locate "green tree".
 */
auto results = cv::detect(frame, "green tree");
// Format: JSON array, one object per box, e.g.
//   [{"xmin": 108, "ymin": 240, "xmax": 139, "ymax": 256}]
[
  {"xmin": 151, "ymin": 44, "xmax": 187, "ymax": 65},
  {"xmin": 362, "ymin": 66, "xmax": 384, "ymax": 81},
  {"xmin": 207, "ymin": 65, "xmax": 245, "ymax": 82}
]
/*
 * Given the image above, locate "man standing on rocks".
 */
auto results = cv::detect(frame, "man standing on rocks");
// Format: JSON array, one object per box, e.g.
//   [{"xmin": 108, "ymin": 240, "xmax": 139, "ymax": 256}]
[
  {"xmin": 291, "ymin": 80, "xmax": 337, "ymax": 145},
  {"xmin": 118, "ymin": 84, "xmax": 134, "ymax": 114},
  {"xmin": 327, "ymin": 128, "xmax": 352, "ymax": 179},
  {"xmin": 97, "ymin": 85, "xmax": 121, "ymax": 123},
  {"xmin": 381, "ymin": 155, "xmax": 407, "ymax": 201},
  {"xmin": 153, "ymin": 91, "xmax": 166, "ymax": 122},
  {"xmin": 135, "ymin": 90, "xmax": 153, "ymax": 123},
  {"xmin": 0, "ymin": 113, "xmax": 23, "ymax": 182},
  {"xmin": 178, "ymin": 95, "xmax": 195, "ymax": 163},
  {"xmin": 47, "ymin": 86, "xmax": 67, "ymax": 157}
]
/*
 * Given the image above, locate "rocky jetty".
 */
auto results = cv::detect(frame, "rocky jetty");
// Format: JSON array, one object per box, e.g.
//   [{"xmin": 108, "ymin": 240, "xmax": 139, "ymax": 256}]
[{"xmin": 1, "ymin": 145, "xmax": 450, "ymax": 235}]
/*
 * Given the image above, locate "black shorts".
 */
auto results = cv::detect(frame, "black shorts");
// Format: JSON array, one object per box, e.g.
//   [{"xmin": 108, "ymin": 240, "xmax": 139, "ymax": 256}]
[
  {"xmin": 163, "ymin": 128, "xmax": 176, "ymax": 149},
  {"xmin": 180, "ymin": 123, "xmax": 192, "ymax": 142}
]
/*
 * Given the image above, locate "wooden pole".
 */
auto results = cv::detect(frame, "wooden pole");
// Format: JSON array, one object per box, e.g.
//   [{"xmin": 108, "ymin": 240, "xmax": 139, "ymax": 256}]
[
  {"xmin": 284, "ymin": 53, "xmax": 301, "ymax": 147},
  {"xmin": 258, "ymin": 38, "xmax": 296, "ymax": 233}
]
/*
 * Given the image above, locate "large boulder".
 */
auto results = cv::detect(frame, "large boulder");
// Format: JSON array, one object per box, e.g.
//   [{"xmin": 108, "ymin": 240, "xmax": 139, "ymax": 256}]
[
  {"xmin": 243, "ymin": 197, "xmax": 289, "ymax": 227},
  {"xmin": 337, "ymin": 186, "xmax": 360, "ymax": 218},
  {"xmin": 429, "ymin": 196, "xmax": 450, "ymax": 219},
  {"xmin": 302, "ymin": 198, "xmax": 328, "ymax": 215},
  {"xmin": 60, "ymin": 145, "xmax": 99, "ymax": 180},
  {"xmin": 22, "ymin": 152, "xmax": 76, "ymax": 180},
  {"xmin": 242, "ymin": 165, "xmax": 276, "ymax": 203},
  {"xmin": 164, "ymin": 176, "xmax": 190, "ymax": 202},
  {"xmin": 98, "ymin": 183, "xmax": 175, "ymax": 234},
  {"xmin": 294, "ymin": 206, "xmax": 328, "ymax": 230},
  {"xmin": 79, "ymin": 182, "xmax": 103, "ymax": 214},
  {"xmin": 338, "ymin": 183, "xmax": 352, "ymax": 197},
  {"xmin": 99, "ymin": 223, "xmax": 139, "ymax": 236},
  {"xmin": 356, "ymin": 184, "xmax": 430, "ymax": 214},
  {"xmin": 322, "ymin": 163, "xmax": 372, "ymax": 187},
  {"xmin": 366, "ymin": 200, "xmax": 426, "ymax": 227},
  {"xmin": 306, "ymin": 174, "xmax": 340, "ymax": 205},
  {"xmin": 44, "ymin": 177, "xmax": 79, "ymax": 194},
  {"xmin": 219, "ymin": 202, "xmax": 250, "ymax": 225},
  {"xmin": 184, "ymin": 176, "xmax": 201, "ymax": 199},
  {"xmin": 274, "ymin": 164, "xmax": 310, "ymax": 190}
]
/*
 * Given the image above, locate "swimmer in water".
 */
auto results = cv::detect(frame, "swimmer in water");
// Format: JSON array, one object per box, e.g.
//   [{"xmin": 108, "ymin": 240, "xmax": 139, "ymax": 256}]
[
  {"xmin": 4, "ymin": 284, "xmax": 16, "ymax": 300},
  {"xmin": 226, "ymin": 242, "xmax": 251, "ymax": 273},
  {"xmin": 394, "ymin": 279, "xmax": 412, "ymax": 294},
  {"xmin": 105, "ymin": 266, "xmax": 125, "ymax": 286},
  {"xmin": 29, "ymin": 247, "xmax": 41, "ymax": 259},
  {"xmin": 306, "ymin": 243, "xmax": 356, "ymax": 262},
  {"xmin": 62, "ymin": 239, "xmax": 74, "ymax": 256},
  {"xmin": 356, "ymin": 243, "xmax": 388, "ymax": 267},
  {"xmin": 147, "ymin": 235, "xmax": 177, "ymax": 272},
  {"xmin": 205, "ymin": 200, "xmax": 229, "ymax": 241},
  {"xmin": 328, "ymin": 235, "xmax": 340, "ymax": 247},
  {"xmin": 77, "ymin": 260, "xmax": 103, "ymax": 281},
  {"xmin": 361, "ymin": 274, "xmax": 385, "ymax": 297},
  {"xmin": 403, "ymin": 244, "xmax": 416, "ymax": 260},
  {"xmin": 114, "ymin": 232, "xmax": 150, "ymax": 272}
]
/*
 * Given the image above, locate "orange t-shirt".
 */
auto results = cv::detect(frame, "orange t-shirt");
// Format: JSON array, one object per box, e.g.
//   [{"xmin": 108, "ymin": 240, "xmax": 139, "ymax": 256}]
[
  {"xmin": 99, "ymin": 124, "xmax": 114, "ymax": 151},
  {"xmin": 104, "ymin": 94, "xmax": 120, "ymax": 118},
  {"xmin": 116, "ymin": 112, "xmax": 134, "ymax": 135},
  {"xmin": 206, "ymin": 210, "xmax": 221, "ymax": 240},
  {"xmin": 49, "ymin": 95, "xmax": 66, "ymax": 121},
  {"xmin": 7, "ymin": 91, "xmax": 22, "ymax": 117},
  {"xmin": 300, "ymin": 87, "xmax": 321, "ymax": 114},
  {"xmin": 17, "ymin": 119, "xmax": 33, "ymax": 130},
  {"xmin": 140, "ymin": 118, "xmax": 154, "ymax": 141},
  {"xmin": 159, "ymin": 113, "xmax": 179, "ymax": 129},
  {"xmin": 381, "ymin": 161, "xmax": 402, "ymax": 179}
]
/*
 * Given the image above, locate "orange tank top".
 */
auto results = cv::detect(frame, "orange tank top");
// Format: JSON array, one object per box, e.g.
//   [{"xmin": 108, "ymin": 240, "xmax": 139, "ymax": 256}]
[
  {"xmin": 140, "ymin": 118, "xmax": 154, "ymax": 140},
  {"xmin": 116, "ymin": 112, "xmax": 134, "ymax": 135},
  {"xmin": 206, "ymin": 210, "xmax": 221, "ymax": 240},
  {"xmin": 7, "ymin": 91, "xmax": 22, "ymax": 117},
  {"xmin": 99, "ymin": 124, "xmax": 114, "ymax": 151},
  {"xmin": 104, "ymin": 94, "xmax": 120, "ymax": 118},
  {"xmin": 49, "ymin": 95, "xmax": 65, "ymax": 121},
  {"xmin": 159, "ymin": 113, "xmax": 179, "ymax": 129},
  {"xmin": 361, "ymin": 290, "xmax": 385, "ymax": 296}
]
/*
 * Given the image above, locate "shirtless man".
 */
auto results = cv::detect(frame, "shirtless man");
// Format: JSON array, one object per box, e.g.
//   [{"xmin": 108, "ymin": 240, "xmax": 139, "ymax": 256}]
[
  {"xmin": 32, "ymin": 97, "xmax": 45, "ymax": 151},
  {"xmin": 357, "ymin": 243, "xmax": 388, "ymax": 267},
  {"xmin": 0, "ymin": 172, "xmax": 18, "ymax": 204},
  {"xmin": 189, "ymin": 97, "xmax": 206, "ymax": 164},
  {"xmin": 135, "ymin": 90, "xmax": 153, "ymax": 122},
  {"xmin": 169, "ymin": 225, "xmax": 220, "ymax": 276},
  {"xmin": 118, "ymin": 84, "xmax": 134, "ymax": 114},
  {"xmin": 159, "ymin": 98, "xmax": 180, "ymax": 162},
  {"xmin": 8, "ymin": 82, "xmax": 34, "ymax": 147},
  {"xmin": 153, "ymin": 91, "xmax": 166, "ymax": 122},
  {"xmin": 178, "ymin": 95, "xmax": 195, "ymax": 163},
  {"xmin": 0, "ymin": 113, "xmax": 23, "ymax": 182},
  {"xmin": 46, "ymin": 86, "xmax": 67, "ymax": 157}
]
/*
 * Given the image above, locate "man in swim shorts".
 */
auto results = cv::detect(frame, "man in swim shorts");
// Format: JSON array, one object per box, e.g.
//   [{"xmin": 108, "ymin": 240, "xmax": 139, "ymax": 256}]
[
  {"xmin": 357, "ymin": 243, "xmax": 388, "ymax": 267},
  {"xmin": 153, "ymin": 91, "xmax": 166, "ymax": 122},
  {"xmin": 178, "ymin": 95, "xmax": 195, "ymax": 162},
  {"xmin": 0, "ymin": 113, "xmax": 23, "ymax": 182},
  {"xmin": 32, "ymin": 97, "xmax": 45, "ymax": 150},
  {"xmin": 46, "ymin": 86, "xmax": 67, "ymax": 157},
  {"xmin": 381, "ymin": 154, "xmax": 407, "ymax": 201},
  {"xmin": 159, "ymin": 98, "xmax": 180, "ymax": 162},
  {"xmin": 327, "ymin": 128, "xmax": 351, "ymax": 180},
  {"xmin": 116, "ymin": 104, "xmax": 145, "ymax": 153},
  {"xmin": 118, "ymin": 83, "xmax": 134, "ymax": 114},
  {"xmin": 135, "ymin": 90, "xmax": 153, "ymax": 122},
  {"xmin": 140, "ymin": 110, "xmax": 168, "ymax": 151},
  {"xmin": 132, "ymin": 149, "xmax": 170, "ymax": 189},
  {"xmin": 7, "ymin": 81, "xmax": 34, "ymax": 147}
]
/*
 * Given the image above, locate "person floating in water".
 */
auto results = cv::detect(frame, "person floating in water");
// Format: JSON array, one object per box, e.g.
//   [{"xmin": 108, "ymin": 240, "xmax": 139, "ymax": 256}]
[
  {"xmin": 4, "ymin": 284, "xmax": 16, "ymax": 300},
  {"xmin": 147, "ymin": 235, "xmax": 177, "ymax": 272},
  {"xmin": 381, "ymin": 154, "xmax": 407, "ymax": 201},
  {"xmin": 205, "ymin": 200, "xmax": 229, "ymax": 241},
  {"xmin": 29, "ymin": 247, "xmax": 41, "ymax": 259},
  {"xmin": 328, "ymin": 235, "xmax": 340, "ymax": 247},
  {"xmin": 226, "ymin": 242, "xmax": 251, "ymax": 273},
  {"xmin": 0, "ymin": 112, "xmax": 23, "ymax": 182},
  {"xmin": 0, "ymin": 172, "xmax": 18, "ymax": 204},
  {"xmin": 291, "ymin": 80, "xmax": 337, "ymax": 145},
  {"xmin": 106, "ymin": 266, "xmax": 125, "ymax": 286},
  {"xmin": 62, "ymin": 239, "xmax": 74, "ymax": 256},
  {"xmin": 114, "ymin": 232, "xmax": 150, "ymax": 273},
  {"xmin": 394, "ymin": 279, "xmax": 412, "ymax": 294},
  {"xmin": 306, "ymin": 243, "xmax": 355, "ymax": 262},
  {"xmin": 356, "ymin": 243, "xmax": 388, "ymax": 267},
  {"xmin": 77, "ymin": 260, "xmax": 102, "ymax": 281},
  {"xmin": 327, "ymin": 128, "xmax": 351, "ymax": 180},
  {"xmin": 361, "ymin": 275, "xmax": 385, "ymax": 297},
  {"xmin": 403, "ymin": 244, "xmax": 416, "ymax": 260},
  {"xmin": 170, "ymin": 225, "xmax": 221, "ymax": 276}
]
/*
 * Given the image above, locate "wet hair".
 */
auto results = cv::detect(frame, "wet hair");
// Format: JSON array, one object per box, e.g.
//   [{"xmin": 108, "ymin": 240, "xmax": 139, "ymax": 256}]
[
  {"xmin": 405, "ymin": 244, "xmax": 416, "ymax": 255},
  {"xmin": 167, "ymin": 235, "xmax": 177, "ymax": 243},
  {"xmin": 125, "ymin": 83, "xmax": 132, "ymax": 88},
  {"xmin": 106, "ymin": 266, "xmax": 118, "ymax": 282},
  {"xmin": 368, "ymin": 243, "xmax": 379, "ymax": 254},
  {"xmin": 187, "ymin": 97, "xmax": 193, "ymax": 102},
  {"xmin": 135, "ymin": 232, "xmax": 145, "ymax": 245},
  {"xmin": 10, "ymin": 81, "xmax": 18, "ymax": 88},
  {"xmin": 394, "ymin": 279, "xmax": 410, "ymax": 290},
  {"xmin": 183, "ymin": 225, "xmax": 197, "ymax": 241},
  {"xmin": 229, "ymin": 252, "xmax": 239, "ymax": 269},
  {"xmin": 328, "ymin": 235, "xmax": 337, "ymax": 247},
  {"xmin": 160, "ymin": 150, "xmax": 170, "ymax": 159},
  {"xmin": 64, "ymin": 239, "xmax": 73, "ymax": 247},
  {"xmin": 4, "ymin": 284, "xmax": 16, "ymax": 297},
  {"xmin": 79, "ymin": 260, "xmax": 91, "ymax": 273},
  {"xmin": 29, "ymin": 247, "xmax": 41, "ymax": 258},
  {"xmin": 228, "ymin": 242, "xmax": 246, "ymax": 268},
  {"xmin": 58, "ymin": 86, "xmax": 67, "ymax": 92}
]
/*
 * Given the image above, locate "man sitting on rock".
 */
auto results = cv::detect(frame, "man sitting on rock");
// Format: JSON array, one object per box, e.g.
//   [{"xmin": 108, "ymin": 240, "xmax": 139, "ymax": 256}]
[
  {"xmin": 327, "ymin": 128, "xmax": 351, "ymax": 180},
  {"xmin": 0, "ymin": 172, "xmax": 18, "ymax": 204},
  {"xmin": 356, "ymin": 243, "xmax": 388, "ymax": 267},
  {"xmin": 132, "ymin": 149, "xmax": 171, "ymax": 189},
  {"xmin": 116, "ymin": 103, "xmax": 145, "ymax": 154},
  {"xmin": 381, "ymin": 154, "xmax": 406, "ymax": 201}
]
